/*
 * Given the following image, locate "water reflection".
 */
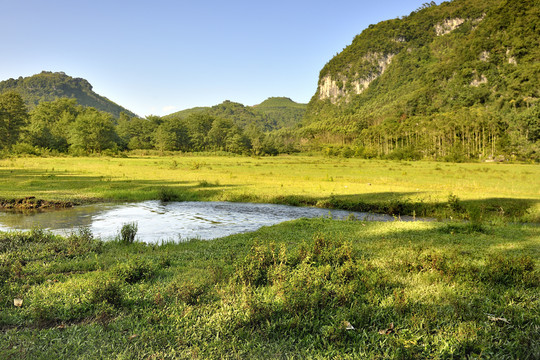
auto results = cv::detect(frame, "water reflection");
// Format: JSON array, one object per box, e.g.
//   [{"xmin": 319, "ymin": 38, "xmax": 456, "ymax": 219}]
[{"xmin": 0, "ymin": 201, "xmax": 408, "ymax": 243}]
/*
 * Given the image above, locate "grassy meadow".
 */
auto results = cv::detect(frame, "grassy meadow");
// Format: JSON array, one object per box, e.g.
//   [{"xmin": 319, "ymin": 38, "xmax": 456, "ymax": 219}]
[
  {"xmin": 0, "ymin": 154, "xmax": 539, "ymax": 359},
  {"xmin": 1, "ymin": 220, "xmax": 539, "ymax": 359},
  {"xmin": 1, "ymin": 154, "xmax": 539, "ymax": 221}
]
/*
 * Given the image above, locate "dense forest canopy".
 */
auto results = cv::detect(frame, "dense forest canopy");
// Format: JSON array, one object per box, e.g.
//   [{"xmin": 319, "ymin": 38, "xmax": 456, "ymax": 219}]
[
  {"xmin": 164, "ymin": 97, "xmax": 307, "ymax": 132},
  {"xmin": 0, "ymin": 93, "xmax": 299, "ymax": 156}
]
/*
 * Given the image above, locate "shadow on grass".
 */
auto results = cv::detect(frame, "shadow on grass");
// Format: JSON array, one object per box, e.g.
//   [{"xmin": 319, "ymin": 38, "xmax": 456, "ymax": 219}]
[
  {"xmin": 266, "ymin": 192, "xmax": 539, "ymax": 222},
  {"xmin": 1, "ymin": 168, "xmax": 538, "ymax": 222}
]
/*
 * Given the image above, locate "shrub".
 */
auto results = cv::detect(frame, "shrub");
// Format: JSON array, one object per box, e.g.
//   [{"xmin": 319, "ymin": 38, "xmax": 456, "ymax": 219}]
[
  {"xmin": 447, "ymin": 193, "xmax": 465, "ymax": 214},
  {"xmin": 67, "ymin": 226, "xmax": 102, "ymax": 255},
  {"xmin": 171, "ymin": 280, "xmax": 208, "ymax": 305},
  {"xmin": 235, "ymin": 242, "xmax": 285, "ymax": 287},
  {"xmin": 157, "ymin": 187, "xmax": 180, "ymax": 202}
]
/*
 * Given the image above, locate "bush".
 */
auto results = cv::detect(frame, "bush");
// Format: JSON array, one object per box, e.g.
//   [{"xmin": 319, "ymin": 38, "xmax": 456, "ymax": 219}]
[
  {"xmin": 168, "ymin": 279, "xmax": 209, "ymax": 305},
  {"xmin": 67, "ymin": 226, "xmax": 102, "ymax": 255},
  {"xmin": 157, "ymin": 187, "xmax": 180, "ymax": 202},
  {"xmin": 384, "ymin": 147, "xmax": 422, "ymax": 160},
  {"xmin": 235, "ymin": 243, "xmax": 285, "ymax": 287}
]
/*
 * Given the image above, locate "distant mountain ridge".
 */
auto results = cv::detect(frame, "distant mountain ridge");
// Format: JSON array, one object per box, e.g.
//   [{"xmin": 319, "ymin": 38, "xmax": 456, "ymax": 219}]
[
  {"xmin": 0, "ymin": 71, "xmax": 136, "ymax": 118},
  {"xmin": 165, "ymin": 97, "xmax": 306, "ymax": 131}
]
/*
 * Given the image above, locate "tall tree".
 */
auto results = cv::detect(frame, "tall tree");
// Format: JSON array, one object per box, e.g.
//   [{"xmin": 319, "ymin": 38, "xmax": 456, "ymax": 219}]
[
  {"xmin": 153, "ymin": 118, "xmax": 190, "ymax": 152},
  {"xmin": 24, "ymin": 98, "xmax": 79, "ymax": 151},
  {"xmin": 0, "ymin": 91, "xmax": 28, "ymax": 149},
  {"xmin": 69, "ymin": 108, "xmax": 118, "ymax": 153}
]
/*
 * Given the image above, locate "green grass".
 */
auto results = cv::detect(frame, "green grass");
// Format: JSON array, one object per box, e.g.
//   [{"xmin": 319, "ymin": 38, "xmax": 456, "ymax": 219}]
[
  {"xmin": 0, "ymin": 154, "xmax": 538, "ymax": 357},
  {"xmin": 0, "ymin": 220, "xmax": 538, "ymax": 359},
  {"xmin": 1, "ymin": 154, "xmax": 539, "ymax": 222}
]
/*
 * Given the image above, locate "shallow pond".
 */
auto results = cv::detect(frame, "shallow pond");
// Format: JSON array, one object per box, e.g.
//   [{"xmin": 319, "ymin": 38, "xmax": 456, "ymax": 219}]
[{"xmin": 0, "ymin": 201, "xmax": 411, "ymax": 243}]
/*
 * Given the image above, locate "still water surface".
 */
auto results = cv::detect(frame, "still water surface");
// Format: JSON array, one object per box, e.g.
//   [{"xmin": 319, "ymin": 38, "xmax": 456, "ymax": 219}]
[{"xmin": 0, "ymin": 201, "xmax": 407, "ymax": 243}]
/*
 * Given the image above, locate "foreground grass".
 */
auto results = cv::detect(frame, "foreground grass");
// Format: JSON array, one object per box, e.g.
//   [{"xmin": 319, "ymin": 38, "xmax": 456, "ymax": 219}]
[
  {"xmin": 0, "ymin": 154, "xmax": 539, "ymax": 221},
  {"xmin": 1, "ymin": 219, "xmax": 538, "ymax": 359}
]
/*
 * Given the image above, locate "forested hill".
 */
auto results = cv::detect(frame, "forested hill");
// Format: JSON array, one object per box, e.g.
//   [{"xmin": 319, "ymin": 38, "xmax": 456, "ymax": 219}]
[
  {"xmin": 165, "ymin": 97, "xmax": 306, "ymax": 132},
  {"xmin": 303, "ymin": 0, "xmax": 540, "ymax": 161},
  {"xmin": 0, "ymin": 71, "xmax": 136, "ymax": 118},
  {"xmin": 253, "ymin": 97, "xmax": 307, "ymax": 129}
]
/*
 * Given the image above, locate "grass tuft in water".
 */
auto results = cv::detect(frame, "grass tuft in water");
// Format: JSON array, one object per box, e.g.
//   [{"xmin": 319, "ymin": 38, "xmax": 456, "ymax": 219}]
[{"xmin": 118, "ymin": 222, "xmax": 138, "ymax": 244}]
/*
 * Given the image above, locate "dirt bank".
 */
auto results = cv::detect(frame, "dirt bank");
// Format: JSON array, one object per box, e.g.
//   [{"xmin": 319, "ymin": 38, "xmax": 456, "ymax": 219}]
[{"xmin": 0, "ymin": 197, "xmax": 74, "ymax": 210}]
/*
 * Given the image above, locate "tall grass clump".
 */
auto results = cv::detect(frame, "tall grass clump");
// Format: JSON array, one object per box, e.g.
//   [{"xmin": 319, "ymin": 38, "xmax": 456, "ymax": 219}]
[
  {"xmin": 157, "ymin": 186, "xmax": 180, "ymax": 202},
  {"xmin": 118, "ymin": 222, "xmax": 138, "ymax": 244}
]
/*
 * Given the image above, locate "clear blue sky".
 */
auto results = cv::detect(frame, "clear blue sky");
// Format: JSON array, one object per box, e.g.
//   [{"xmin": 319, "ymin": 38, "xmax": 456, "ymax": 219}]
[{"xmin": 1, "ymin": 0, "xmax": 433, "ymax": 117}]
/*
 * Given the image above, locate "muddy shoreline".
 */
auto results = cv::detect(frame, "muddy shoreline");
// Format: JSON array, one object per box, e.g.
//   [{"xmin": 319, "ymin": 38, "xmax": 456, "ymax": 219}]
[{"xmin": 0, "ymin": 197, "xmax": 74, "ymax": 210}]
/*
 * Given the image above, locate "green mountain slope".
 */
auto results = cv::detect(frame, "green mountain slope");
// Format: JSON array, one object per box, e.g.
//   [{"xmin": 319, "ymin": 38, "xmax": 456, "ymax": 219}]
[
  {"xmin": 166, "ymin": 97, "xmax": 306, "ymax": 132},
  {"xmin": 253, "ymin": 97, "xmax": 306, "ymax": 129},
  {"xmin": 303, "ymin": 0, "xmax": 540, "ymax": 160},
  {"xmin": 163, "ymin": 106, "xmax": 210, "ymax": 120},
  {"xmin": 0, "ymin": 71, "xmax": 136, "ymax": 118}
]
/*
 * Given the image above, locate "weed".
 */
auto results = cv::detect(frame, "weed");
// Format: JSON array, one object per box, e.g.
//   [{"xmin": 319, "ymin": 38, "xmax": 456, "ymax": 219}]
[
  {"xmin": 67, "ymin": 226, "xmax": 102, "ymax": 255},
  {"xmin": 482, "ymin": 254, "xmax": 537, "ymax": 286},
  {"xmin": 447, "ymin": 193, "xmax": 465, "ymax": 214},
  {"xmin": 346, "ymin": 213, "xmax": 357, "ymax": 221},
  {"xmin": 157, "ymin": 187, "xmax": 180, "ymax": 202},
  {"xmin": 118, "ymin": 222, "xmax": 138, "ymax": 244},
  {"xmin": 198, "ymin": 179, "xmax": 210, "ymax": 187},
  {"xmin": 235, "ymin": 242, "xmax": 283, "ymax": 286},
  {"xmin": 169, "ymin": 279, "xmax": 208, "ymax": 305},
  {"xmin": 91, "ymin": 279, "xmax": 123, "ymax": 307},
  {"xmin": 439, "ymin": 222, "xmax": 486, "ymax": 234},
  {"xmin": 112, "ymin": 258, "xmax": 156, "ymax": 284}
]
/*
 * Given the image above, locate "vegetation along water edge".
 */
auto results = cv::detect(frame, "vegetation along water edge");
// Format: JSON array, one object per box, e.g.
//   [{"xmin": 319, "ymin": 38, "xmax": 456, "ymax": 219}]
[{"xmin": 0, "ymin": 218, "xmax": 538, "ymax": 358}]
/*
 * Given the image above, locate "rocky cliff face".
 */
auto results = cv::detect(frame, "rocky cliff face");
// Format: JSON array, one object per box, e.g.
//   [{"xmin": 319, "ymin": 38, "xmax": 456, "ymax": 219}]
[{"xmin": 318, "ymin": 52, "xmax": 395, "ymax": 103}]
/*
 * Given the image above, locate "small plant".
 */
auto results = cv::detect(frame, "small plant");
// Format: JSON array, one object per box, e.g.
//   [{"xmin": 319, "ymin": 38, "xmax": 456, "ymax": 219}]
[
  {"xmin": 157, "ymin": 187, "xmax": 180, "ymax": 202},
  {"xmin": 91, "ymin": 279, "xmax": 123, "ymax": 307},
  {"xmin": 483, "ymin": 254, "xmax": 536, "ymax": 286},
  {"xmin": 346, "ymin": 213, "xmax": 357, "ymax": 221},
  {"xmin": 447, "ymin": 193, "xmax": 465, "ymax": 214},
  {"xmin": 198, "ymin": 180, "xmax": 210, "ymax": 187},
  {"xmin": 68, "ymin": 226, "xmax": 101, "ymax": 255},
  {"xmin": 113, "ymin": 258, "xmax": 155, "ymax": 284},
  {"xmin": 175, "ymin": 280, "xmax": 207, "ymax": 305},
  {"xmin": 119, "ymin": 222, "xmax": 138, "ymax": 244}
]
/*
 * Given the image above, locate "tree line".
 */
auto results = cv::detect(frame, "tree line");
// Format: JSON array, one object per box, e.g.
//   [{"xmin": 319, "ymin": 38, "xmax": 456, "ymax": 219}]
[
  {"xmin": 0, "ymin": 91, "xmax": 295, "ymax": 156},
  {"xmin": 1, "ymin": 90, "xmax": 538, "ymax": 161}
]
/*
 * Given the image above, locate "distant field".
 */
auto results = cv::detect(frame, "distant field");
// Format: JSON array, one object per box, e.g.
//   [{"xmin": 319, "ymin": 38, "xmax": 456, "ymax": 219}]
[{"xmin": 0, "ymin": 154, "xmax": 539, "ymax": 221}]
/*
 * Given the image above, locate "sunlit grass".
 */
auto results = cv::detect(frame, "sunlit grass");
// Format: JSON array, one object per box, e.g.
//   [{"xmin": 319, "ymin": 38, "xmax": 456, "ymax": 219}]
[{"xmin": 1, "ymin": 154, "xmax": 539, "ymax": 221}]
